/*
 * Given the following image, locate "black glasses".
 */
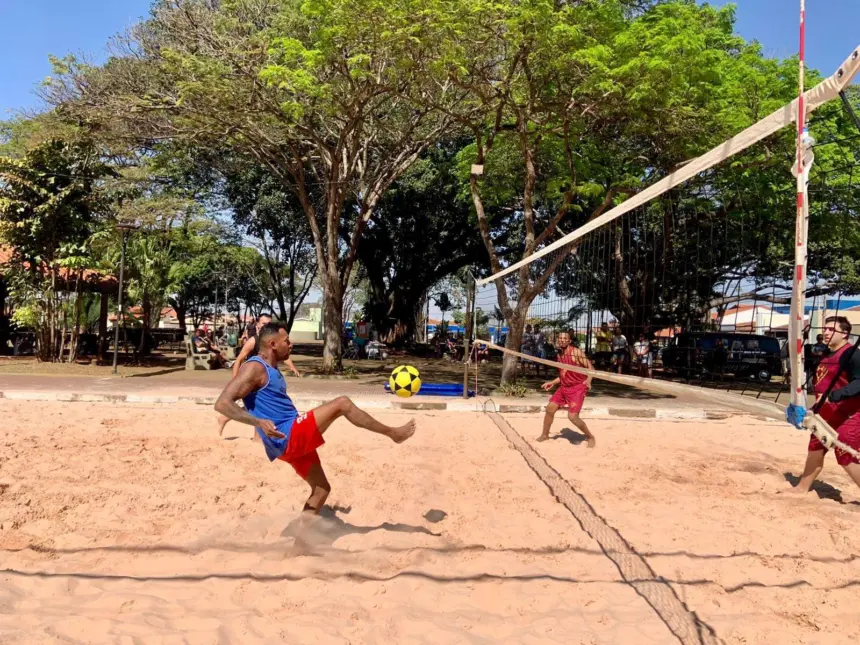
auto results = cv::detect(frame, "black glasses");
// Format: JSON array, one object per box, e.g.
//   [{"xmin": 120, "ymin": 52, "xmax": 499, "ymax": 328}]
[{"xmin": 823, "ymin": 326, "xmax": 848, "ymax": 335}]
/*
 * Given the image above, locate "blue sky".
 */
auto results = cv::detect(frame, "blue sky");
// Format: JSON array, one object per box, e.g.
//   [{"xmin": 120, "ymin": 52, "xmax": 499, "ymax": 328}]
[
  {"xmin": 0, "ymin": 0, "xmax": 152, "ymax": 117},
  {"xmin": 710, "ymin": 0, "xmax": 859, "ymax": 74},
  {"xmin": 1, "ymin": 1, "xmax": 858, "ymax": 116}
]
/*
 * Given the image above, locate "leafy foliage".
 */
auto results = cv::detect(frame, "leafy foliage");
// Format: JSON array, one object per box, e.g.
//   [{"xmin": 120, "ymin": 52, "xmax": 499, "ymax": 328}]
[{"xmin": 0, "ymin": 138, "xmax": 113, "ymax": 360}]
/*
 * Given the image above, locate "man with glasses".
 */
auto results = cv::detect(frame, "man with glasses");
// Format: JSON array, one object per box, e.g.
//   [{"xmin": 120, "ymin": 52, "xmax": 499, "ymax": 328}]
[{"xmin": 790, "ymin": 316, "xmax": 860, "ymax": 494}]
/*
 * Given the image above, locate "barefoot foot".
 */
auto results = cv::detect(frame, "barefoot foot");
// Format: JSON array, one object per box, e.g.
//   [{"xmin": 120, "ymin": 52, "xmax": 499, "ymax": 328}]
[
  {"xmin": 390, "ymin": 419, "xmax": 416, "ymax": 444},
  {"xmin": 586, "ymin": 435, "xmax": 596, "ymax": 448},
  {"xmin": 536, "ymin": 434, "xmax": 550, "ymax": 442},
  {"xmin": 216, "ymin": 414, "xmax": 230, "ymax": 437}
]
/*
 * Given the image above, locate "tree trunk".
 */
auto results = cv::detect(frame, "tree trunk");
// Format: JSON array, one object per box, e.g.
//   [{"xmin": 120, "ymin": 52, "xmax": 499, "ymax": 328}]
[
  {"xmin": 45, "ymin": 267, "xmax": 58, "ymax": 362},
  {"xmin": 321, "ymin": 273, "xmax": 344, "ymax": 373},
  {"xmin": 613, "ymin": 229, "xmax": 635, "ymax": 333},
  {"xmin": 97, "ymin": 291, "xmax": 109, "ymax": 362},
  {"xmin": 57, "ymin": 305, "xmax": 67, "ymax": 364},
  {"xmin": 501, "ymin": 308, "xmax": 526, "ymax": 385},
  {"xmin": 67, "ymin": 270, "xmax": 83, "ymax": 363},
  {"xmin": 174, "ymin": 301, "xmax": 188, "ymax": 335},
  {"xmin": 138, "ymin": 296, "xmax": 151, "ymax": 356}
]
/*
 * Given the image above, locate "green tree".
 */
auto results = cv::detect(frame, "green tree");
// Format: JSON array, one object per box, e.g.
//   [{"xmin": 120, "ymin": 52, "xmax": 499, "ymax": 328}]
[
  {"xmin": 431, "ymin": 0, "xmax": 819, "ymax": 382},
  {"xmin": 0, "ymin": 139, "xmax": 113, "ymax": 361},
  {"xmin": 353, "ymin": 142, "xmax": 489, "ymax": 343},
  {"xmin": 46, "ymin": 0, "xmax": 460, "ymax": 371},
  {"xmin": 166, "ymin": 226, "xmax": 224, "ymax": 333},
  {"xmin": 550, "ymin": 41, "xmax": 860, "ymax": 340},
  {"xmin": 219, "ymin": 160, "xmax": 317, "ymax": 331},
  {"xmin": 434, "ymin": 292, "xmax": 453, "ymax": 327}
]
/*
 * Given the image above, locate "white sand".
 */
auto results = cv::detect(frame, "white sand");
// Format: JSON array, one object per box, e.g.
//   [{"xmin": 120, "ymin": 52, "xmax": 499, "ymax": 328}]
[{"xmin": 1, "ymin": 400, "xmax": 858, "ymax": 644}]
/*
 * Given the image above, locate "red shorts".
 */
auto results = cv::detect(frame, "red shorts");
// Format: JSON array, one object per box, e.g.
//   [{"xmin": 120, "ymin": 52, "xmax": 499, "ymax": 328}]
[
  {"xmin": 808, "ymin": 406, "xmax": 860, "ymax": 466},
  {"xmin": 277, "ymin": 410, "xmax": 325, "ymax": 478},
  {"xmin": 550, "ymin": 384, "xmax": 588, "ymax": 414}
]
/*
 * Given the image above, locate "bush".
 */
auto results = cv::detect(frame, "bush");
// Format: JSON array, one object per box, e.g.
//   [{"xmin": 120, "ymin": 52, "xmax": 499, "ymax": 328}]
[{"xmin": 497, "ymin": 382, "xmax": 530, "ymax": 398}]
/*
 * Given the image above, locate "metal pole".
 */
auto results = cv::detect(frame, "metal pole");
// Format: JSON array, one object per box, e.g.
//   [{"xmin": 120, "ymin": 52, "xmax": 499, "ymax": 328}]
[
  {"xmin": 424, "ymin": 289, "xmax": 430, "ymax": 345},
  {"xmin": 112, "ymin": 230, "xmax": 128, "ymax": 375},
  {"xmin": 789, "ymin": 0, "xmax": 809, "ymax": 410},
  {"xmin": 462, "ymin": 275, "xmax": 473, "ymax": 398}
]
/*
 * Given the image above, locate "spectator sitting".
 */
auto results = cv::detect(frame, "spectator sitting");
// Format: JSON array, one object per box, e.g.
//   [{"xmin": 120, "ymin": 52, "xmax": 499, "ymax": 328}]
[
  {"xmin": 226, "ymin": 329, "xmax": 239, "ymax": 348},
  {"xmin": 192, "ymin": 328, "xmax": 227, "ymax": 368},
  {"xmin": 812, "ymin": 334, "xmax": 827, "ymax": 357},
  {"xmin": 446, "ymin": 335, "xmax": 458, "ymax": 360}
]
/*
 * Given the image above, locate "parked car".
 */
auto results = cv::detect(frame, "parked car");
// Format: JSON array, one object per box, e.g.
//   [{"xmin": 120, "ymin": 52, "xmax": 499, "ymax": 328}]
[{"xmin": 661, "ymin": 331, "xmax": 783, "ymax": 381}]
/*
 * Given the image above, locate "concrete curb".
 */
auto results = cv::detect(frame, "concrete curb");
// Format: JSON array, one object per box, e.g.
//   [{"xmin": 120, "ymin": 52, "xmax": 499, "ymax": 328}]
[{"xmin": 0, "ymin": 389, "xmax": 766, "ymax": 420}]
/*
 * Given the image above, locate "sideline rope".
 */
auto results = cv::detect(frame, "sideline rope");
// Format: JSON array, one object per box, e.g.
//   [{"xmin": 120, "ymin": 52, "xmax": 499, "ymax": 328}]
[
  {"xmin": 483, "ymin": 341, "xmax": 860, "ymax": 461},
  {"xmin": 483, "ymin": 406, "xmax": 720, "ymax": 645}
]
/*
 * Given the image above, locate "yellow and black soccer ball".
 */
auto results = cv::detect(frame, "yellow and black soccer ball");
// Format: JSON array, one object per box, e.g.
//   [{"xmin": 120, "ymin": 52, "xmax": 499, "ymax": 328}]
[{"xmin": 389, "ymin": 365, "xmax": 421, "ymax": 398}]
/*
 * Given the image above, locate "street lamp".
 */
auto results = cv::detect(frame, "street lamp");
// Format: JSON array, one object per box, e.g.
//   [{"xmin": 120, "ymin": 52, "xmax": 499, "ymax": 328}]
[{"xmin": 112, "ymin": 222, "xmax": 139, "ymax": 375}]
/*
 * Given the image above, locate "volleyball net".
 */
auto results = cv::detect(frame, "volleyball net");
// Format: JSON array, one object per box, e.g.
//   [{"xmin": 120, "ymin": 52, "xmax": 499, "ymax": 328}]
[{"xmin": 469, "ymin": 46, "xmax": 860, "ymax": 454}]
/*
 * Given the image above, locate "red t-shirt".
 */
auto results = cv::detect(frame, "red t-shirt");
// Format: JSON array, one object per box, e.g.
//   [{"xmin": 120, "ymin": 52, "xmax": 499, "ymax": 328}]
[
  {"xmin": 814, "ymin": 344, "xmax": 860, "ymax": 424},
  {"xmin": 557, "ymin": 346, "xmax": 588, "ymax": 387}
]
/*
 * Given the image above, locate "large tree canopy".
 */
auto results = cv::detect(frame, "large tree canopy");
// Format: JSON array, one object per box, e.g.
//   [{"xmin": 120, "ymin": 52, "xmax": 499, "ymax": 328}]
[
  {"xmin": 352, "ymin": 139, "xmax": 490, "ymax": 344},
  {"xmin": 0, "ymin": 138, "xmax": 114, "ymax": 361},
  {"xmin": 45, "ymin": 0, "xmax": 461, "ymax": 371},
  {"xmin": 424, "ymin": 0, "xmax": 849, "ymax": 382}
]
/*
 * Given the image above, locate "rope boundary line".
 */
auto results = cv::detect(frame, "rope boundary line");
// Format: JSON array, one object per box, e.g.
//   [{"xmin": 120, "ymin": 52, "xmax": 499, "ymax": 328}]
[
  {"xmin": 483, "ymin": 407, "xmax": 721, "ymax": 645},
  {"xmin": 482, "ymin": 341, "xmax": 860, "ymax": 461}
]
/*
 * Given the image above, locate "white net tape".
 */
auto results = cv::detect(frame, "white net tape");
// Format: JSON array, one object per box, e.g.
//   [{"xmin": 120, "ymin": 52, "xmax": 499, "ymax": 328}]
[
  {"xmin": 482, "ymin": 340, "xmax": 860, "ymax": 461},
  {"xmin": 476, "ymin": 45, "xmax": 860, "ymax": 288}
]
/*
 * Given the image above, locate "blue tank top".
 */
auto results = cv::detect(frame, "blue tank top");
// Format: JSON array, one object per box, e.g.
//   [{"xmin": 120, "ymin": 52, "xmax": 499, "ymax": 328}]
[{"xmin": 242, "ymin": 356, "xmax": 298, "ymax": 461}]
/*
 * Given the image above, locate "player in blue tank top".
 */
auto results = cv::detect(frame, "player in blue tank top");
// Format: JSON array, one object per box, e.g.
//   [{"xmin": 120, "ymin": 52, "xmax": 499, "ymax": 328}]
[{"xmin": 215, "ymin": 322, "xmax": 416, "ymax": 537}]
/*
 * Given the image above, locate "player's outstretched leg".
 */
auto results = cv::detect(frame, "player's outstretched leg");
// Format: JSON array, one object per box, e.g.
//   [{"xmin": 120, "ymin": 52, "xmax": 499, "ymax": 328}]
[
  {"xmin": 313, "ymin": 396, "xmax": 416, "ymax": 443},
  {"xmin": 569, "ymin": 411, "xmax": 596, "ymax": 448},
  {"xmin": 537, "ymin": 402, "xmax": 559, "ymax": 442}
]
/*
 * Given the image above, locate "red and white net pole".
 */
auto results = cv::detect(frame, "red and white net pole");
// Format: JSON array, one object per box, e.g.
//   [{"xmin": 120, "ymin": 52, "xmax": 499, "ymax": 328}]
[{"xmin": 790, "ymin": 0, "xmax": 812, "ymax": 409}]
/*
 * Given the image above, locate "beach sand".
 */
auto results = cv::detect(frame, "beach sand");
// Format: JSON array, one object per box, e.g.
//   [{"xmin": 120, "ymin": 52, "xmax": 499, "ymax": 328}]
[{"xmin": 1, "ymin": 400, "xmax": 858, "ymax": 644}]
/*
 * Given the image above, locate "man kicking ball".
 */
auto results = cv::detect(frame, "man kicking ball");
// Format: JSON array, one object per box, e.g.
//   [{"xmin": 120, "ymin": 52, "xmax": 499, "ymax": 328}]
[
  {"xmin": 537, "ymin": 331, "xmax": 595, "ymax": 447},
  {"xmin": 215, "ymin": 322, "xmax": 416, "ymax": 522}
]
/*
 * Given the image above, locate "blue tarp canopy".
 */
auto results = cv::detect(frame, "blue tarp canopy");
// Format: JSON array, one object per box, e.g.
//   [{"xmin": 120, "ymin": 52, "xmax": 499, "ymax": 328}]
[{"xmin": 773, "ymin": 299, "xmax": 860, "ymax": 315}]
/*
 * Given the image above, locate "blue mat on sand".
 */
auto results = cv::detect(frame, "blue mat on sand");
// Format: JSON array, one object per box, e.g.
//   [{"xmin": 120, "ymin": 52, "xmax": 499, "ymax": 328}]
[{"xmin": 385, "ymin": 383, "xmax": 475, "ymax": 397}]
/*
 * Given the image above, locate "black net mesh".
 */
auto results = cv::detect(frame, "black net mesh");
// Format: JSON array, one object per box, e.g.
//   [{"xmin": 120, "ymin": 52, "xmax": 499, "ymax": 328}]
[{"xmin": 472, "ymin": 90, "xmax": 860, "ymax": 411}]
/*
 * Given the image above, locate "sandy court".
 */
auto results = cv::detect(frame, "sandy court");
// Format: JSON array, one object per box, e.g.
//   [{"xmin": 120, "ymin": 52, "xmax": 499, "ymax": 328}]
[
  {"xmin": 0, "ymin": 401, "xmax": 858, "ymax": 644},
  {"xmin": 506, "ymin": 413, "xmax": 860, "ymax": 645}
]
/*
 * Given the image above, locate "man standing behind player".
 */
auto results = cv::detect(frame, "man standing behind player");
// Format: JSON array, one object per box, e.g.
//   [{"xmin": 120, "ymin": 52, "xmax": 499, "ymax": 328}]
[
  {"xmin": 233, "ymin": 313, "xmax": 301, "ymax": 379},
  {"xmin": 537, "ymin": 332, "xmax": 596, "ymax": 447},
  {"xmin": 791, "ymin": 316, "xmax": 860, "ymax": 494}
]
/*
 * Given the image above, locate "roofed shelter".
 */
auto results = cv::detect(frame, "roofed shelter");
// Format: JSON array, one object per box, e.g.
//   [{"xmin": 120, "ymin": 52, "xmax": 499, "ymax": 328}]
[{"xmin": 0, "ymin": 246, "xmax": 119, "ymax": 360}]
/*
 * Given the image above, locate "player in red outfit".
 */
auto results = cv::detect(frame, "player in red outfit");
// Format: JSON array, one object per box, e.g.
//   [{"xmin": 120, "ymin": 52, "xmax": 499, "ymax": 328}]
[
  {"xmin": 537, "ymin": 332, "xmax": 595, "ymax": 447},
  {"xmin": 791, "ymin": 316, "xmax": 860, "ymax": 494}
]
